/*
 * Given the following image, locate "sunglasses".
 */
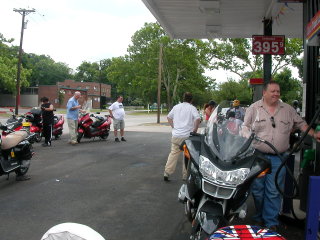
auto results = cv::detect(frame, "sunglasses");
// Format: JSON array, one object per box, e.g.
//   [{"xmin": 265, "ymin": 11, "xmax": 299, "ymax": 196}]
[{"xmin": 270, "ymin": 116, "xmax": 276, "ymax": 128}]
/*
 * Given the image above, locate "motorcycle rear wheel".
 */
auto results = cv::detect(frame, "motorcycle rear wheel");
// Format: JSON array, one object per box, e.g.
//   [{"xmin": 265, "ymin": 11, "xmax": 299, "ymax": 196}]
[
  {"xmin": 54, "ymin": 135, "xmax": 61, "ymax": 140},
  {"xmin": 100, "ymin": 132, "xmax": 109, "ymax": 140},
  {"xmin": 77, "ymin": 132, "xmax": 83, "ymax": 143},
  {"xmin": 35, "ymin": 133, "xmax": 42, "ymax": 142},
  {"xmin": 15, "ymin": 160, "xmax": 30, "ymax": 176}
]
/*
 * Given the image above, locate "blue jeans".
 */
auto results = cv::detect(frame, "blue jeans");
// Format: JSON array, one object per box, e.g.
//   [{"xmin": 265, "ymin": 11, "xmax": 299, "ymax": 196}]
[{"xmin": 251, "ymin": 154, "xmax": 286, "ymax": 227}]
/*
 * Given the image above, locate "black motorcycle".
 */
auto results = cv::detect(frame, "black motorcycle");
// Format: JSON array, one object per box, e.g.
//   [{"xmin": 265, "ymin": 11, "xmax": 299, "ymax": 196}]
[
  {"xmin": 1, "ymin": 109, "xmax": 24, "ymax": 137},
  {"xmin": 178, "ymin": 102, "xmax": 272, "ymax": 240},
  {"xmin": 0, "ymin": 123, "xmax": 34, "ymax": 180}
]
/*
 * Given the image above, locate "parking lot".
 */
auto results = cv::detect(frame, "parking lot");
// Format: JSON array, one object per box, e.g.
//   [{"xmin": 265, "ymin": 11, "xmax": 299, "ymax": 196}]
[{"xmin": 0, "ymin": 112, "xmax": 305, "ymax": 239}]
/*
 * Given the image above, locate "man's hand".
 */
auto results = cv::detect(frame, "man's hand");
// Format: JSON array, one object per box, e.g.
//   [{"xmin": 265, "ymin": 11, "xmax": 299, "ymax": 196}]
[{"xmin": 314, "ymin": 131, "xmax": 320, "ymax": 142}]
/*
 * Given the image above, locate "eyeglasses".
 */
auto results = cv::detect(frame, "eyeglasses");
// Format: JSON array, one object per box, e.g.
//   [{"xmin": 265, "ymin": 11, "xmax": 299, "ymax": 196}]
[{"xmin": 270, "ymin": 116, "xmax": 276, "ymax": 128}]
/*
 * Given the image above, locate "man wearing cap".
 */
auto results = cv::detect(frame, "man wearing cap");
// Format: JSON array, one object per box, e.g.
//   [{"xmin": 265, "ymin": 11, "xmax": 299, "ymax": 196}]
[{"xmin": 226, "ymin": 99, "xmax": 245, "ymax": 121}]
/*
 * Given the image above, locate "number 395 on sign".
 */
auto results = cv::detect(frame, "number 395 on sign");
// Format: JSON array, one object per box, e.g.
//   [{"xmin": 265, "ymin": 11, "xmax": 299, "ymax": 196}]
[{"xmin": 252, "ymin": 35, "xmax": 285, "ymax": 55}]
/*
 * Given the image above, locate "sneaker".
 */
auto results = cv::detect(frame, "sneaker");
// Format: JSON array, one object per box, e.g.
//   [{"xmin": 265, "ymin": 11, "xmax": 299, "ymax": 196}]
[
  {"xmin": 115, "ymin": 138, "xmax": 120, "ymax": 142},
  {"xmin": 16, "ymin": 175, "xmax": 31, "ymax": 181},
  {"xmin": 121, "ymin": 137, "xmax": 126, "ymax": 142},
  {"xmin": 164, "ymin": 172, "xmax": 170, "ymax": 182}
]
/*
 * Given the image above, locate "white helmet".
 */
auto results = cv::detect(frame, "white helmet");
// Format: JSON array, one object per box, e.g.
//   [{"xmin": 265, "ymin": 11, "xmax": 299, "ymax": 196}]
[{"xmin": 41, "ymin": 223, "xmax": 105, "ymax": 240}]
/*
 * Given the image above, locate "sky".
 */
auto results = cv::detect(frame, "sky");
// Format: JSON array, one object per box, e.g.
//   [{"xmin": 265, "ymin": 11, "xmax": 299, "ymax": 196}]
[
  {"xmin": 0, "ymin": 0, "xmax": 235, "ymax": 82},
  {"xmin": 0, "ymin": 0, "xmax": 156, "ymax": 68}
]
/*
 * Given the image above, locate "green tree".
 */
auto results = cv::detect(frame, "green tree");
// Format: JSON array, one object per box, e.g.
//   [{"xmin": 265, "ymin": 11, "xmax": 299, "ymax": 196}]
[
  {"xmin": 211, "ymin": 79, "xmax": 252, "ymax": 104},
  {"xmin": 0, "ymin": 33, "xmax": 31, "ymax": 93},
  {"xmin": 126, "ymin": 22, "xmax": 212, "ymax": 109},
  {"xmin": 204, "ymin": 38, "xmax": 303, "ymax": 80},
  {"xmin": 22, "ymin": 53, "xmax": 72, "ymax": 86},
  {"xmin": 273, "ymin": 67, "xmax": 302, "ymax": 104}
]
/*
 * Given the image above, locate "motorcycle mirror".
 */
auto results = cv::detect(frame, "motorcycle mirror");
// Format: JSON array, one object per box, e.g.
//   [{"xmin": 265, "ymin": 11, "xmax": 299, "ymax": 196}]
[{"xmin": 41, "ymin": 222, "xmax": 105, "ymax": 240}]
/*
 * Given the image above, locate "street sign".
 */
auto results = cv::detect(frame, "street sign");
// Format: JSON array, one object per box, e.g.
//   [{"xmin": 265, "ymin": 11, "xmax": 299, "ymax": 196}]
[
  {"xmin": 252, "ymin": 35, "xmax": 285, "ymax": 55},
  {"xmin": 250, "ymin": 78, "xmax": 264, "ymax": 85}
]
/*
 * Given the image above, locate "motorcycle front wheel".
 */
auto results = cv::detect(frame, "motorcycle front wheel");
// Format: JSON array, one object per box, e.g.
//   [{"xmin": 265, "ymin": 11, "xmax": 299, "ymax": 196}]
[
  {"xmin": 77, "ymin": 132, "xmax": 83, "ymax": 143},
  {"xmin": 15, "ymin": 160, "xmax": 31, "ymax": 176},
  {"xmin": 191, "ymin": 228, "xmax": 210, "ymax": 240}
]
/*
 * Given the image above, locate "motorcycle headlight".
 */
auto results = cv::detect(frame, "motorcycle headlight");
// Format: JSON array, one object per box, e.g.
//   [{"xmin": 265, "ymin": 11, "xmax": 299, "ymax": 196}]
[{"xmin": 199, "ymin": 155, "xmax": 249, "ymax": 186}]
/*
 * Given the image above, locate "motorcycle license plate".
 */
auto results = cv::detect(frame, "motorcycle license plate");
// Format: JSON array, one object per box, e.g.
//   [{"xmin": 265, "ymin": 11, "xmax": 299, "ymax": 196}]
[{"xmin": 11, "ymin": 151, "xmax": 15, "ymax": 158}]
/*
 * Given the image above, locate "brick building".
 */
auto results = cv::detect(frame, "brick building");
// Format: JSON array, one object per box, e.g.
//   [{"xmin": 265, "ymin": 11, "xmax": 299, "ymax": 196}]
[{"xmin": 38, "ymin": 79, "xmax": 111, "ymax": 109}]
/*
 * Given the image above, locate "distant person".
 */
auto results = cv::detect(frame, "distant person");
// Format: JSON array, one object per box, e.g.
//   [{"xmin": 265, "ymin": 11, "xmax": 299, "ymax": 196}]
[
  {"xmin": 203, "ymin": 100, "xmax": 216, "ymax": 122},
  {"xmin": 292, "ymin": 100, "xmax": 301, "ymax": 115},
  {"xmin": 40, "ymin": 97, "xmax": 54, "ymax": 147},
  {"xmin": 226, "ymin": 99, "xmax": 245, "ymax": 121},
  {"xmin": 66, "ymin": 91, "xmax": 82, "ymax": 145},
  {"xmin": 108, "ymin": 96, "xmax": 126, "ymax": 142},
  {"xmin": 164, "ymin": 92, "xmax": 200, "ymax": 182},
  {"xmin": 225, "ymin": 111, "xmax": 243, "ymax": 135}
]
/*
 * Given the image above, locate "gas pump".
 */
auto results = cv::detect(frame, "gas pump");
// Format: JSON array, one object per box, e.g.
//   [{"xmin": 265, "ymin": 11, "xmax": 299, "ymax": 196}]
[{"xmin": 278, "ymin": 98, "xmax": 320, "ymax": 236}]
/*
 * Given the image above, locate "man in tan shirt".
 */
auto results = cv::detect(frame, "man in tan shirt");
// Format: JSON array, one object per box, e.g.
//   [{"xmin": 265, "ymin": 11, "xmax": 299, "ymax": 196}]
[{"xmin": 243, "ymin": 81, "xmax": 320, "ymax": 231}]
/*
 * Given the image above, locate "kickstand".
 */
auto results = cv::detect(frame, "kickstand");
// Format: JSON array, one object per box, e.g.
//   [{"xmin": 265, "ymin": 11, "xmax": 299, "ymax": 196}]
[{"xmin": 6, "ymin": 173, "xmax": 10, "ymax": 180}]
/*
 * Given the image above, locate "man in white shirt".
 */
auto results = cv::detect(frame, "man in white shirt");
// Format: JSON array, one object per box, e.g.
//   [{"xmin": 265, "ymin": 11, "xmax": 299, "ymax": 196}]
[
  {"xmin": 108, "ymin": 96, "xmax": 126, "ymax": 142},
  {"xmin": 164, "ymin": 92, "xmax": 200, "ymax": 181}
]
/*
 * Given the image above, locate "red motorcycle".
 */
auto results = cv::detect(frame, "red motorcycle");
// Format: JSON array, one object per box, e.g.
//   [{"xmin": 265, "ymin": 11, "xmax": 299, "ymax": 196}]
[
  {"xmin": 13, "ymin": 108, "xmax": 64, "ymax": 142},
  {"xmin": 53, "ymin": 115, "xmax": 64, "ymax": 139},
  {"xmin": 77, "ymin": 112, "xmax": 112, "ymax": 143},
  {"xmin": 15, "ymin": 108, "xmax": 43, "ymax": 143}
]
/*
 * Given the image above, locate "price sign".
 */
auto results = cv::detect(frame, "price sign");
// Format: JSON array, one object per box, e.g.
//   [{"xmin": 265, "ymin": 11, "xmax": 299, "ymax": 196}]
[{"xmin": 252, "ymin": 35, "xmax": 285, "ymax": 55}]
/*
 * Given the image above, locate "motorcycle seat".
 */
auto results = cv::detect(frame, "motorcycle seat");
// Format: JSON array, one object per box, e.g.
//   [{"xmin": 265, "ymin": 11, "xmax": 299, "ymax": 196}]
[
  {"xmin": 91, "ymin": 118, "xmax": 106, "ymax": 128},
  {"xmin": 1, "ymin": 131, "xmax": 28, "ymax": 150}
]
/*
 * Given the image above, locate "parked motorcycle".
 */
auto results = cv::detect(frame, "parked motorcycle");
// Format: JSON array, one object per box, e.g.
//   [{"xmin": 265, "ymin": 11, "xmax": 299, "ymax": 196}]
[
  {"xmin": 53, "ymin": 114, "xmax": 64, "ymax": 139},
  {"xmin": 1, "ymin": 109, "xmax": 24, "ymax": 137},
  {"xmin": 15, "ymin": 107, "xmax": 43, "ymax": 143},
  {"xmin": 178, "ymin": 102, "xmax": 275, "ymax": 240},
  {"xmin": 0, "ymin": 122, "xmax": 34, "ymax": 179},
  {"xmin": 77, "ymin": 112, "xmax": 112, "ymax": 143}
]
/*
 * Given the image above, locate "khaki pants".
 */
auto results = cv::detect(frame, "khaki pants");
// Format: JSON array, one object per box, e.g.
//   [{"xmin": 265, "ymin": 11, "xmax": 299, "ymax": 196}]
[
  {"xmin": 67, "ymin": 119, "xmax": 78, "ymax": 142},
  {"xmin": 164, "ymin": 136, "xmax": 188, "ymax": 179}
]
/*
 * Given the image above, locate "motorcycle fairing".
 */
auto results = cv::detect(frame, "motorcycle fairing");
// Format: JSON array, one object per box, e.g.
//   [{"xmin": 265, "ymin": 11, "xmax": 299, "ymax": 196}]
[
  {"xmin": 185, "ymin": 135, "xmax": 202, "ymax": 166},
  {"xmin": 195, "ymin": 200, "xmax": 224, "ymax": 235}
]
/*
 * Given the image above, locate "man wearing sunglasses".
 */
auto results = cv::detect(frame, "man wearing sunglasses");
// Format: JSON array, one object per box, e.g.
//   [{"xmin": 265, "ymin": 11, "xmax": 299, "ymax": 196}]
[{"xmin": 242, "ymin": 81, "xmax": 320, "ymax": 232}]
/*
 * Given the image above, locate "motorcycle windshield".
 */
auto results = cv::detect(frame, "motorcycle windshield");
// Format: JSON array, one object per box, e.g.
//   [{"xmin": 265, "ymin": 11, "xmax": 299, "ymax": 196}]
[{"xmin": 205, "ymin": 101, "xmax": 254, "ymax": 162}]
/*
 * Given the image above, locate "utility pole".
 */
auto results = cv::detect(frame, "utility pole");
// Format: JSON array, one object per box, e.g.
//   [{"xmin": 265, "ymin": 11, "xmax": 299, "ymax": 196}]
[
  {"xmin": 157, "ymin": 44, "xmax": 163, "ymax": 124},
  {"xmin": 99, "ymin": 60, "xmax": 103, "ymax": 111},
  {"xmin": 13, "ymin": 8, "xmax": 35, "ymax": 115}
]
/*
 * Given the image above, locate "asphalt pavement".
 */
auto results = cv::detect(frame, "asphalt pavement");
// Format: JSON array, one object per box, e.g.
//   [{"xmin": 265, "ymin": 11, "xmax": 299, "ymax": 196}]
[{"xmin": 0, "ymin": 112, "xmax": 306, "ymax": 240}]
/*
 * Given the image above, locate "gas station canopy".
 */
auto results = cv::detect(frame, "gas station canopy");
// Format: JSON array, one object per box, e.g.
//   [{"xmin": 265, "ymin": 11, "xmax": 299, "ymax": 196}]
[{"xmin": 142, "ymin": 0, "xmax": 303, "ymax": 39}]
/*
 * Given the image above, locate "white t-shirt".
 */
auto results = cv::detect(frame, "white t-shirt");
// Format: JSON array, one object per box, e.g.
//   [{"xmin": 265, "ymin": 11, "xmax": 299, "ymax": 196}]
[
  {"xmin": 168, "ymin": 102, "xmax": 200, "ymax": 138},
  {"xmin": 108, "ymin": 101, "xmax": 125, "ymax": 120}
]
